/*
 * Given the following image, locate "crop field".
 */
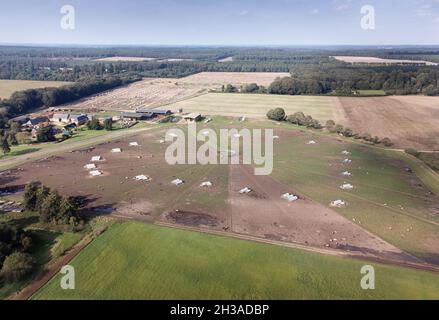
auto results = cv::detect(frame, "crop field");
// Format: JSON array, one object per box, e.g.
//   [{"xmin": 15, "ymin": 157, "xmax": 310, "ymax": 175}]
[
  {"xmin": 339, "ymin": 96, "xmax": 439, "ymax": 150},
  {"xmin": 332, "ymin": 56, "xmax": 438, "ymax": 66},
  {"xmin": 2, "ymin": 117, "xmax": 439, "ymax": 265},
  {"xmin": 32, "ymin": 222, "xmax": 439, "ymax": 300},
  {"xmin": 94, "ymin": 56, "xmax": 157, "ymax": 62},
  {"xmin": 62, "ymin": 72, "xmax": 290, "ymax": 112},
  {"xmin": 169, "ymin": 93, "xmax": 348, "ymax": 123},
  {"xmin": 178, "ymin": 72, "xmax": 290, "ymax": 86},
  {"xmin": 169, "ymin": 93, "xmax": 439, "ymax": 150},
  {"xmin": 0, "ymin": 80, "xmax": 72, "ymax": 99}
]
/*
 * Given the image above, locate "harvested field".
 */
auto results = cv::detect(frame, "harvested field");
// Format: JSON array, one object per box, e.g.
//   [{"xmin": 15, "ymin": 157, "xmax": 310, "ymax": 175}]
[
  {"xmin": 62, "ymin": 78, "xmax": 210, "ymax": 111},
  {"xmin": 0, "ymin": 80, "xmax": 72, "ymax": 99},
  {"xmin": 333, "ymin": 56, "xmax": 438, "ymax": 66},
  {"xmin": 60, "ymin": 72, "xmax": 290, "ymax": 112},
  {"xmin": 179, "ymin": 72, "xmax": 290, "ymax": 86},
  {"xmin": 339, "ymin": 96, "xmax": 439, "ymax": 150},
  {"xmin": 169, "ymin": 93, "xmax": 348, "ymax": 123},
  {"xmin": 94, "ymin": 56, "xmax": 157, "ymax": 62}
]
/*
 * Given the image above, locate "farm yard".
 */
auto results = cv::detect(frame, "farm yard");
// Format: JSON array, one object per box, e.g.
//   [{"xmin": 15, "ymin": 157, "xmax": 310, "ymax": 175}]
[
  {"xmin": 2, "ymin": 117, "xmax": 439, "ymax": 266},
  {"xmin": 32, "ymin": 222, "xmax": 439, "ymax": 300},
  {"xmin": 0, "ymin": 80, "xmax": 72, "ymax": 99}
]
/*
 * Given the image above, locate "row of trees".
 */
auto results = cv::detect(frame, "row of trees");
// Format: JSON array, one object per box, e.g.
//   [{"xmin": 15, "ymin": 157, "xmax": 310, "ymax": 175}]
[
  {"xmin": 23, "ymin": 184, "xmax": 84, "ymax": 228},
  {"xmin": 266, "ymin": 108, "xmax": 323, "ymax": 129}
]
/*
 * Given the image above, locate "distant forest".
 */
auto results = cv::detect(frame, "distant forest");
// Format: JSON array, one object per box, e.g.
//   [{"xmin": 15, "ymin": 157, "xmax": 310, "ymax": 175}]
[{"xmin": 2, "ymin": 45, "xmax": 439, "ymax": 129}]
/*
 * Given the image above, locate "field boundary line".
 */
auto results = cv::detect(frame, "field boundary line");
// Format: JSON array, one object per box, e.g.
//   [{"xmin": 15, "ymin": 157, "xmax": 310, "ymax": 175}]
[{"xmin": 155, "ymin": 221, "xmax": 439, "ymax": 274}]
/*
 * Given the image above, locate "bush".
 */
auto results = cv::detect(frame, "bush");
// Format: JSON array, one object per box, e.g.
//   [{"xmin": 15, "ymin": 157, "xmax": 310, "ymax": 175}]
[
  {"xmin": 87, "ymin": 117, "xmax": 103, "ymax": 130},
  {"xmin": 287, "ymin": 112, "xmax": 306, "ymax": 125},
  {"xmin": 1, "ymin": 252, "xmax": 35, "ymax": 282},
  {"xmin": 267, "ymin": 108, "xmax": 286, "ymax": 121},
  {"xmin": 381, "ymin": 137, "xmax": 393, "ymax": 147},
  {"xmin": 405, "ymin": 148, "xmax": 420, "ymax": 157},
  {"xmin": 15, "ymin": 132, "xmax": 32, "ymax": 145}
]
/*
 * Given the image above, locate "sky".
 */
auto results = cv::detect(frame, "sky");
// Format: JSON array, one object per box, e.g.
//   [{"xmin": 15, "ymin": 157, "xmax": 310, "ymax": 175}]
[{"xmin": 1, "ymin": 0, "xmax": 439, "ymax": 46}]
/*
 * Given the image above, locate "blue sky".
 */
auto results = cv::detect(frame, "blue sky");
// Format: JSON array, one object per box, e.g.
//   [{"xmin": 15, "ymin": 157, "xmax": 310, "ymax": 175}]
[{"xmin": 1, "ymin": 0, "xmax": 439, "ymax": 45}]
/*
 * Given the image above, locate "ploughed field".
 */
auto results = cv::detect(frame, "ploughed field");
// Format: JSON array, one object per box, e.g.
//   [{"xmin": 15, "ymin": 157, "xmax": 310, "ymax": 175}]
[{"xmin": 2, "ymin": 118, "xmax": 438, "ymax": 264}]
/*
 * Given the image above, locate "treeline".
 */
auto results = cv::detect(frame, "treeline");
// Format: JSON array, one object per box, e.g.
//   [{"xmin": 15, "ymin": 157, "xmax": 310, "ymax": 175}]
[
  {"xmin": 0, "ymin": 76, "xmax": 140, "ymax": 129},
  {"xmin": 269, "ymin": 66, "xmax": 439, "ymax": 96}
]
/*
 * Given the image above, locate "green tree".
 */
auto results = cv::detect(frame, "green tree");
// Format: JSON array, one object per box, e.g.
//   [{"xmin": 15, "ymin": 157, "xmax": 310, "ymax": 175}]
[
  {"xmin": 1, "ymin": 252, "xmax": 35, "ymax": 282},
  {"xmin": 104, "ymin": 118, "xmax": 113, "ymax": 131},
  {"xmin": 40, "ymin": 191, "xmax": 62, "ymax": 224},
  {"xmin": 23, "ymin": 183, "xmax": 39, "ymax": 211},
  {"xmin": 37, "ymin": 125, "xmax": 55, "ymax": 142},
  {"xmin": 87, "ymin": 117, "xmax": 103, "ymax": 130},
  {"xmin": 267, "ymin": 108, "xmax": 286, "ymax": 121},
  {"xmin": 287, "ymin": 112, "xmax": 306, "ymax": 125},
  {"xmin": 1, "ymin": 136, "xmax": 11, "ymax": 154}
]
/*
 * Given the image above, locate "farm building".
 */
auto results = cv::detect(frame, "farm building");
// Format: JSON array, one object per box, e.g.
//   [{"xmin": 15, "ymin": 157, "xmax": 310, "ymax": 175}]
[
  {"xmin": 121, "ymin": 112, "xmax": 153, "ymax": 121},
  {"xmin": 52, "ymin": 113, "xmax": 70, "ymax": 123},
  {"xmin": 137, "ymin": 108, "xmax": 172, "ymax": 116},
  {"xmin": 70, "ymin": 114, "xmax": 89, "ymax": 125},
  {"xmin": 23, "ymin": 116, "xmax": 50, "ymax": 128},
  {"xmin": 183, "ymin": 113, "xmax": 202, "ymax": 123}
]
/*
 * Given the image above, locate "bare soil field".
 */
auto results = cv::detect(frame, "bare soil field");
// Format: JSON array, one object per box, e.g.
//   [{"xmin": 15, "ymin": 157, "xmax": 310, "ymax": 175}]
[
  {"xmin": 333, "ymin": 56, "xmax": 438, "ymax": 66},
  {"xmin": 339, "ymin": 96, "xmax": 439, "ymax": 150},
  {"xmin": 178, "ymin": 72, "xmax": 291, "ymax": 86},
  {"xmin": 94, "ymin": 56, "xmax": 157, "ymax": 62},
  {"xmin": 228, "ymin": 164, "xmax": 413, "ymax": 262}
]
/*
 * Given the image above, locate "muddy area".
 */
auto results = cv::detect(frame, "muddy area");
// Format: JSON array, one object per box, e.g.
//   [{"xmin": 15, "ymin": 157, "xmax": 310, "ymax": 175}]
[{"xmin": 166, "ymin": 210, "xmax": 219, "ymax": 227}]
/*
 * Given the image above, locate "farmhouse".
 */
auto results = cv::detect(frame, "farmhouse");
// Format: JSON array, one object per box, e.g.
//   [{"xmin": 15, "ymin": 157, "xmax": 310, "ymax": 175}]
[
  {"xmin": 183, "ymin": 113, "xmax": 202, "ymax": 123},
  {"xmin": 24, "ymin": 116, "xmax": 49, "ymax": 128},
  {"xmin": 70, "ymin": 114, "xmax": 89, "ymax": 125}
]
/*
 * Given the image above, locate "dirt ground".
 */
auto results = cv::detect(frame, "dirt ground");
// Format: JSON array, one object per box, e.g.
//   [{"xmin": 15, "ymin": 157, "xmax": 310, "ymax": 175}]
[
  {"xmin": 228, "ymin": 164, "xmax": 416, "ymax": 262},
  {"xmin": 339, "ymin": 96, "xmax": 439, "ymax": 150},
  {"xmin": 0, "ymin": 126, "xmax": 426, "ymax": 263}
]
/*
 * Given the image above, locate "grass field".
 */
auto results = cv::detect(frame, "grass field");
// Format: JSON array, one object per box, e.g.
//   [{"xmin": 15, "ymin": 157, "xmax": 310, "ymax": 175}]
[
  {"xmin": 0, "ymin": 80, "xmax": 72, "ymax": 99},
  {"xmin": 32, "ymin": 222, "xmax": 439, "ymax": 300},
  {"xmin": 169, "ymin": 93, "xmax": 347, "ymax": 124}
]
